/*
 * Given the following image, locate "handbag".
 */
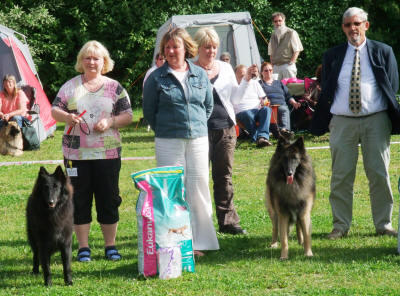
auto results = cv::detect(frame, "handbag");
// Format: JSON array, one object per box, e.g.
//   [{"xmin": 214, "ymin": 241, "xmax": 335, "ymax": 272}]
[{"xmin": 21, "ymin": 118, "xmax": 40, "ymax": 150}]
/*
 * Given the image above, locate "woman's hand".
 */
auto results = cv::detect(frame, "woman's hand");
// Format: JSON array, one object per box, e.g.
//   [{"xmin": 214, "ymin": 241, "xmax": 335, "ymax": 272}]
[
  {"xmin": 289, "ymin": 98, "xmax": 301, "ymax": 109},
  {"xmin": 66, "ymin": 113, "xmax": 83, "ymax": 128},
  {"xmin": 93, "ymin": 117, "xmax": 113, "ymax": 133},
  {"xmin": 3, "ymin": 114, "xmax": 10, "ymax": 121}
]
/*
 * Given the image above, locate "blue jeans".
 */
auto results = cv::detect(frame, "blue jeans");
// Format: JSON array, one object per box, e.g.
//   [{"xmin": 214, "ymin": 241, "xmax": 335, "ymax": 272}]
[
  {"xmin": 236, "ymin": 107, "xmax": 272, "ymax": 142},
  {"xmin": 278, "ymin": 104, "xmax": 291, "ymax": 131},
  {"xmin": 0, "ymin": 115, "xmax": 25, "ymax": 129}
]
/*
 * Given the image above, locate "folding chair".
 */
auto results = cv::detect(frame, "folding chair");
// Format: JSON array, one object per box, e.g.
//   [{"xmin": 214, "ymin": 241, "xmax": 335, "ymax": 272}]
[{"xmin": 21, "ymin": 85, "xmax": 41, "ymax": 143}]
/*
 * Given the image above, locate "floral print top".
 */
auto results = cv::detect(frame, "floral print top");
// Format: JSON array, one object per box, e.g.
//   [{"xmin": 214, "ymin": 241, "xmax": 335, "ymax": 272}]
[{"xmin": 52, "ymin": 75, "xmax": 132, "ymax": 160}]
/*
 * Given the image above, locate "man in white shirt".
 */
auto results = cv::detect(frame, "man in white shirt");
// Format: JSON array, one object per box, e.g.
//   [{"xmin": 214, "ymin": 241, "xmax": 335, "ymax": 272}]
[
  {"xmin": 234, "ymin": 65, "xmax": 272, "ymax": 147},
  {"xmin": 311, "ymin": 7, "xmax": 400, "ymax": 239}
]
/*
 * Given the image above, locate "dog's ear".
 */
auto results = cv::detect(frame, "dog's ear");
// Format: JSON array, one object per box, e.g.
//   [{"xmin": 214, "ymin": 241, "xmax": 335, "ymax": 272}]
[
  {"xmin": 54, "ymin": 165, "xmax": 66, "ymax": 182},
  {"xmin": 39, "ymin": 166, "xmax": 48, "ymax": 176},
  {"xmin": 293, "ymin": 136, "xmax": 305, "ymax": 153},
  {"xmin": 277, "ymin": 134, "xmax": 290, "ymax": 150}
]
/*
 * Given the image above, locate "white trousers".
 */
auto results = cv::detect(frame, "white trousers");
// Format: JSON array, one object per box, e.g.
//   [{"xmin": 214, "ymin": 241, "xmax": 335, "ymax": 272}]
[
  {"xmin": 155, "ymin": 137, "xmax": 219, "ymax": 250},
  {"xmin": 273, "ymin": 63, "xmax": 297, "ymax": 80}
]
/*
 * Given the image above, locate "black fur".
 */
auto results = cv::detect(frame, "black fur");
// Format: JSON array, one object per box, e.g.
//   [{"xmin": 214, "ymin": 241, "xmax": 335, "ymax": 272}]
[
  {"xmin": 266, "ymin": 136, "xmax": 316, "ymax": 259},
  {"xmin": 26, "ymin": 166, "xmax": 74, "ymax": 286}
]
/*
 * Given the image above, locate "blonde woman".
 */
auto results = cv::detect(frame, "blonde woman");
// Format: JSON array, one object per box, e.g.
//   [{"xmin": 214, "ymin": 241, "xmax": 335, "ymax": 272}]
[
  {"xmin": 143, "ymin": 28, "xmax": 217, "ymax": 256},
  {"xmin": 0, "ymin": 74, "xmax": 28, "ymax": 128},
  {"xmin": 194, "ymin": 27, "xmax": 255, "ymax": 235},
  {"xmin": 51, "ymin": 40, "xmax": 132, "ymax": 262}
]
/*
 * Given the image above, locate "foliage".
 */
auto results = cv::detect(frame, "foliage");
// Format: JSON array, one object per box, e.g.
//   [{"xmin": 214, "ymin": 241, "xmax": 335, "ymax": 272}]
[{"xmin": 0, "ymin": 0, "xmax": 399, "ymax": 107}]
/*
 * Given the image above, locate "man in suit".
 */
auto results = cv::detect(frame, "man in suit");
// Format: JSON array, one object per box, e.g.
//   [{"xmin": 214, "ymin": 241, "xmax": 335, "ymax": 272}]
[{"xmin": 311, "ymin": 7, "xmax": 400, "ymax": 239}]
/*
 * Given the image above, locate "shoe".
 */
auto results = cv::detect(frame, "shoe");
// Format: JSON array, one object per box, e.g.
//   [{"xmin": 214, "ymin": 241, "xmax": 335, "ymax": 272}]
[
  {"xmin": 327, "ymin": 229, "xmax": 348, "ymax": 240},
  {"xmin": 219, "ymin": 225, "xmax": 247, "ymax": 235},
  {"xmin": 256, "ymin": 137, "xmax": 272, "ymax": 148},
  {"xmin": 77, "ymin": 247, "xmax": 91, "ymax": 262},
  {"xmin": 377, "ymin": 228, "xmax": 398, "ymax": 237},
  {"xmin": 105, "ymin": 246, "xmax": 122, "ymax": 261}
]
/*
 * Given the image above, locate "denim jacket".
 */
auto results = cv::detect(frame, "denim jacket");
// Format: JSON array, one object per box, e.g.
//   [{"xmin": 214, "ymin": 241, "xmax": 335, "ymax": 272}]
[{"xmin": 143, "ymin": 60, "xmax": 213, "ymax": 138}]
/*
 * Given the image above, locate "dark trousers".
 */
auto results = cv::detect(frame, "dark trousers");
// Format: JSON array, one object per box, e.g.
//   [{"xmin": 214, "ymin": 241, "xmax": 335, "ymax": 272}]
[{"xmin": 208, "ymin": 126, "xmax": 240, "ymax": 228}]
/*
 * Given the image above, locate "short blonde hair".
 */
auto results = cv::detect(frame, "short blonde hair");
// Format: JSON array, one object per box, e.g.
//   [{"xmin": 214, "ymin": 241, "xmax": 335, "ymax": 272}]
[
  {"xmin": 75, "ymin": 40, "xmax": 114, "ymax": 74},
  {"xmin": 160, "ymin": 28, "xmax": 198, "ymax": 59},
  {"xmin": 193, "ymin": 27, "xmax": 220, "ymax": 48}
]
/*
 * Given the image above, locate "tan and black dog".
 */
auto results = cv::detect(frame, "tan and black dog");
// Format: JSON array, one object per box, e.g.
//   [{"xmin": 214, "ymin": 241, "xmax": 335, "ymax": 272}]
[
  {"xmin": 265, "ymin": 136, "xmax": 315, "ymax": 260},
  {"xmin": 0, "ymin": 121, "xmax": 23, "ymax": 156}
]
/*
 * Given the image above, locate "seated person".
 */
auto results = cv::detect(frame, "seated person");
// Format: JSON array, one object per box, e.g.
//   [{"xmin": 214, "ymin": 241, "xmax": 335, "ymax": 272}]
[
  {"xmin": 234, "ymin": 64, "xmax": 272, "ymax": 147},
  {"xmin": 220, "ymin": 52, "xmax": 231, "ymax": 64},
  {"xmin": 0, "ymin": 74, "xmax": 28, "ymax": 129},
  {"xmin": 291, "ymin": 64, "xmax": 322, "ymax": 131},
  {"xmin": 303, "ymin": 64, "xmax": 322, "ymax": 108},
  {"xmin": 259, "ymin": 62, "xmax": 300, "ymax": 133}
]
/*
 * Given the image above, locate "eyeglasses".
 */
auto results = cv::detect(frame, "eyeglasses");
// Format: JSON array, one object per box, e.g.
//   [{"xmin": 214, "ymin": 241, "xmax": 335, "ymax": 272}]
[
  {"xmin": 343, "ymin": 21, "xmax": 365, "ymax": 28},
  {"xmin": 263, "ymin": 69, "xmax": 273, "ymax": 72}
]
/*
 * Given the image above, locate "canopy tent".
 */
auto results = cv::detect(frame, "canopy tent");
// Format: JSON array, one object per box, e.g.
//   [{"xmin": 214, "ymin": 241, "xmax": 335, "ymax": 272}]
[
  {"xmin": 153, "ymin": 11, "xmax": 262, "ymax": 69},
  {"xmin": 0, "ymin": 24, "xmax": 56, "ymax": 138}
]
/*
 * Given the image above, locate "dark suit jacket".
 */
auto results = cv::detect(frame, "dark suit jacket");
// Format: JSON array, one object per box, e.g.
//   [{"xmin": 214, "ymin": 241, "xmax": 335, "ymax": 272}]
[{"xmin": 311, "ymin": 39, "xmax": 400, "ymax": 135}]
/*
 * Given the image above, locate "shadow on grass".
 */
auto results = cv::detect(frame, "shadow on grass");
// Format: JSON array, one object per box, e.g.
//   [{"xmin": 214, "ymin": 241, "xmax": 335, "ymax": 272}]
[
  {"xmin": 123, "ymin": 134, "xmax": 154, "ymax": 144},
  {"xmin": 195, "ymin": 233, "xmax": 400, "ymax": 265}
]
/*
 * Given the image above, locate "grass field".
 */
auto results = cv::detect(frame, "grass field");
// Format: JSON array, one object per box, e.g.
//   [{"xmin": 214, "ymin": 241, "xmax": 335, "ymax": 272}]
[{"xmin": 1, "ymin": 112, "xmax": 400, "ymax": 295}]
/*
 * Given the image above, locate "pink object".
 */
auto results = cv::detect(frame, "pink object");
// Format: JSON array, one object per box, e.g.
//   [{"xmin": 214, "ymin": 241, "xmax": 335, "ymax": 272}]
[
  {"xmin": 281, "ymin": 77, "xmax": 304, "ymax": 85},
  {"xmin": 137, "ymin": 180, "xmax": 157, "ymax": 277},
  {"xmin": 304, "ymin": 77, "xmax": 316, "ymax": 91},
  {"xmin": 0, "ymin": 90, "xmax": 28, "ymax": 115}
]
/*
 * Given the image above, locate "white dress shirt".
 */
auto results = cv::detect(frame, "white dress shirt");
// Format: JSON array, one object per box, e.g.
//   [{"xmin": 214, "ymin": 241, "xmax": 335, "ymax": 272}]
[{"xmin": 330, "ymin": 39, "xmax": 387, "ymax": 116}]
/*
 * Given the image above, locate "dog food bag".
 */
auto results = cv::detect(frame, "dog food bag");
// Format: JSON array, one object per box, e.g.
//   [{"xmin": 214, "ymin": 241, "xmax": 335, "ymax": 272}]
[
  {"xmin": 132, "ymin": 166, "xmax": 195, "ymax": 277},
  {"xmin": 157, "ymin": 246, "xmax": 182, "ymax": 280}
]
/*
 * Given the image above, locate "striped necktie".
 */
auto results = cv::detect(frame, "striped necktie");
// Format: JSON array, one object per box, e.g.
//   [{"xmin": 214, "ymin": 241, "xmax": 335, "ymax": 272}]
[{"xmin": 349, "ymin": 48, "xmax": 361, "ymax": 114}]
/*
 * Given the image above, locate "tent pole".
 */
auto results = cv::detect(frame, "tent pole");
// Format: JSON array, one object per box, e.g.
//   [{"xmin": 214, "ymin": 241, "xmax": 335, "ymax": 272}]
[{"xmin": 251, "ymin": 19, "xmax": 269, "ymax": 47}]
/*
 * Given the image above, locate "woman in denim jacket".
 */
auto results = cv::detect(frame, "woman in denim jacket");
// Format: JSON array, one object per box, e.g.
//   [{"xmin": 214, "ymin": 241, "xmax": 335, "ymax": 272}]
[{"xmin": 143, "ymin": 28, "xmax": 217, "ymax": 256}]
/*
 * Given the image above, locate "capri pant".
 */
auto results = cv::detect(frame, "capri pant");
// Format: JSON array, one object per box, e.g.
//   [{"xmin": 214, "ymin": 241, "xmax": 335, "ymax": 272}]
[{"xmin": 64, "ymin": 158, "xmax": 122, "ymax": 225}]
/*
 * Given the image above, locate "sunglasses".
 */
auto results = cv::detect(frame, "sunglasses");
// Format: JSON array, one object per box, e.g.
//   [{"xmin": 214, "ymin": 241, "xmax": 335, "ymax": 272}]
[
  {"xmin": 263, "ymin": 69, "xmax": 273, "ymax": 72},
  {"xmin": 343, "ymin": 21, "xmax": 365, "ymax": 28}
]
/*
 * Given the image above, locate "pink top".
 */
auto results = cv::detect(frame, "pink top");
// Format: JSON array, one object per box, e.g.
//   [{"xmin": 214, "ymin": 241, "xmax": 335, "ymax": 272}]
[{"xmin": 0, "ymin": 90, "xmax": 28, "ymax": 116}]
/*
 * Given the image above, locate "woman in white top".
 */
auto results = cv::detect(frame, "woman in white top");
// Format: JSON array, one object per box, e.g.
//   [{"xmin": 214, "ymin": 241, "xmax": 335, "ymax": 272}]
[{"xmin": 194, "ymin": 27, "xmax": 255, "ymax": 235}]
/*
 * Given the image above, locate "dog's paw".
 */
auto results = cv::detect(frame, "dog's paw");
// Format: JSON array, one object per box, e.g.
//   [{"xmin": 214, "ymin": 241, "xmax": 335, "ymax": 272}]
[
  {"xmin": 270, "ymin": 242, "xmax": 279, "ymax": 248},
  {"xmin": 304, "ymin": 250, "xmax": 313, "ymax": 257},
  {"xmin": 65, "ymin": 280, "xmax": 73, "ymax": 286}
]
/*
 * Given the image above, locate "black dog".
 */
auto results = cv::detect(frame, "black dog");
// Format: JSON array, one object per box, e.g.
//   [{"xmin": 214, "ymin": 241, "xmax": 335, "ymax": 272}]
[{"xmin": 26, "ymin": 166, "xmax": 74, "ymax": 286}]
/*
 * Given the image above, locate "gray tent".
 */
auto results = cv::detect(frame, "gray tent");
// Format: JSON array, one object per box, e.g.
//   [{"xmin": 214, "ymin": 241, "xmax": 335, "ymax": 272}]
[{"xmin": 153, "ymin": 11, "xmax": 262, "ymax": 69}]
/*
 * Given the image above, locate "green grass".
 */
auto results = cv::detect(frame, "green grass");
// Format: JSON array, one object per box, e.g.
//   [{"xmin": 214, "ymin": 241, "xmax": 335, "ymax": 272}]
[{"xmin": 1, "ymin": 112, "xmax": 400, "ymax": 295}]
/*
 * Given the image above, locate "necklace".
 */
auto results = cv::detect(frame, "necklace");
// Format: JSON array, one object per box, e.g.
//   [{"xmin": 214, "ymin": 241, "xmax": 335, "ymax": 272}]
[
  {"xmin": 199, "ymin": 61, "xmax": 215, "ymax": 74},
  {"xmin": 82, "ymin": 75, "xmax": 104, "ymax": 92}
]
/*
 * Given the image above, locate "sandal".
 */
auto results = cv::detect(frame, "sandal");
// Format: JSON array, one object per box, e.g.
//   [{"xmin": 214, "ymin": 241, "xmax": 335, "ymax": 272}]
[
  {"xmin": 77, "ymin": 247, "xmax": 91, "ymax": 262},
  {"xmin": 105, "ymin": 246, "xmax": 122, "ymax": 261}
]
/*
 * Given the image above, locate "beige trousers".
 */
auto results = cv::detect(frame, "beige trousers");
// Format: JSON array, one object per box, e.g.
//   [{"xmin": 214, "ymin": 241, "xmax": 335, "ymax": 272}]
[{"xmin": 329, "ymin": 111, "xmax": 394, "ymax": 232}]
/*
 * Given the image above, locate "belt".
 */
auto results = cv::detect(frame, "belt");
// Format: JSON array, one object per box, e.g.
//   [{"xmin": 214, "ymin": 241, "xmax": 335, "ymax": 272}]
[{"xmin": 334, "ymin": 110, "xmax": 385, "ymax": 119}]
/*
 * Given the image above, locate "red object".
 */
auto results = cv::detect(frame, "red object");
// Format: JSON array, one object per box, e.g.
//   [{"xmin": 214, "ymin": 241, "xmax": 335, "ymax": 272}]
[
  {"xmin": 66, "ymin": 110, "xmax": 86, "ymax": 135},
  {"xmin": 270, "ymin": 105, "xmax": 279, "ymax": 124}
]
